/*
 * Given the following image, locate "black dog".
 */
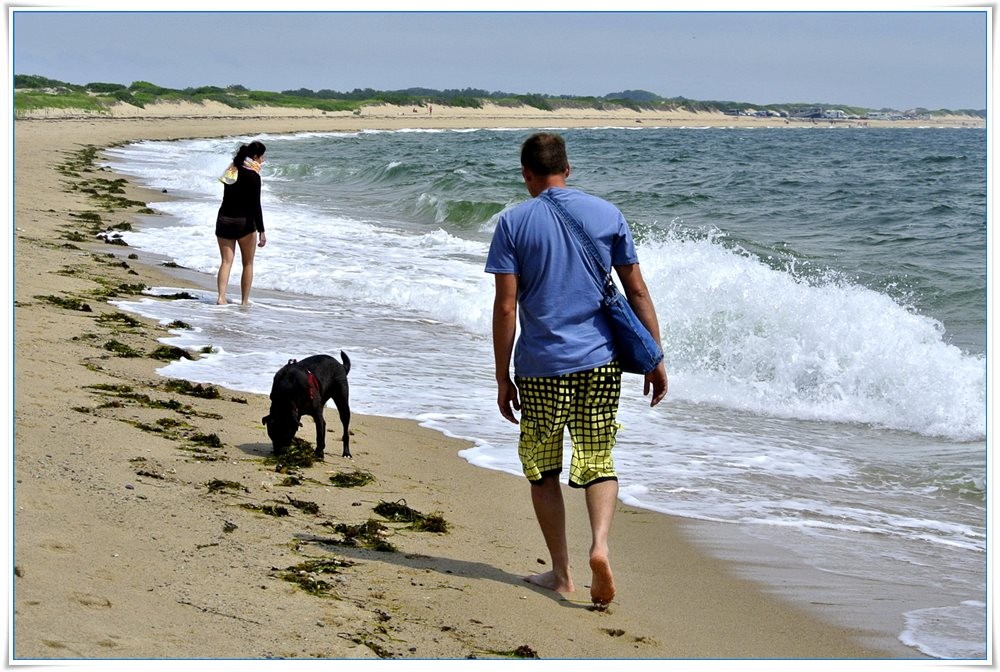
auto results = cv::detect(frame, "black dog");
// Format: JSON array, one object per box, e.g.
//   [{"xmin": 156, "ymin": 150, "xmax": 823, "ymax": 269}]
[{"xmin": 261, "ymin": 353, "xmax": 352, "ymax": 459}]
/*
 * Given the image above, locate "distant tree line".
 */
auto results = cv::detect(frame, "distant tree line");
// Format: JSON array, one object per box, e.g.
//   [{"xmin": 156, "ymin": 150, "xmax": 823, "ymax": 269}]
[{"xmin": 12, "ymin": 75, "xmax": 986, "ymax": 118}]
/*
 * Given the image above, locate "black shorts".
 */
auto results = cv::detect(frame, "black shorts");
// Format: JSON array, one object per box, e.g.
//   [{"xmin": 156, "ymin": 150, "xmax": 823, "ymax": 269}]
[{"xmin": 215, "ymin": 215, "xmax": 256, "ymax": 240}]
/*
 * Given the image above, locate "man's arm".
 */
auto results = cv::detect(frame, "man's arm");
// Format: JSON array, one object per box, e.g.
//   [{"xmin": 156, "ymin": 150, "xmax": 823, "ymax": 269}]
[
  {"xmin": 614, "ymin": 263, "xmax": 668, "ymax": 406},
  {"xmin": 492, "ymin": 273, "xmax": 521, "ymax": 423}
]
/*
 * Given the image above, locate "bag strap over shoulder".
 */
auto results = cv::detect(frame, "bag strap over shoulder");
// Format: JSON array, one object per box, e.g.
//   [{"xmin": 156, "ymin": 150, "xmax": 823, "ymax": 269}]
[{"xmin": 539, "ymin": 190, "xmax": 612, "ymax": 291}]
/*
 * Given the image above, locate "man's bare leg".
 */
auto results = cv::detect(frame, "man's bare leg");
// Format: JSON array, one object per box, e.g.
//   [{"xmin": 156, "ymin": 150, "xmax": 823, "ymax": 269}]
[
  {"xmin": 585, "ymin": 478, "xmax": 618, "ymax": 605},
  {"xmin": 525, "ymin": 474, "xmax": 575, "ymax": 593}
]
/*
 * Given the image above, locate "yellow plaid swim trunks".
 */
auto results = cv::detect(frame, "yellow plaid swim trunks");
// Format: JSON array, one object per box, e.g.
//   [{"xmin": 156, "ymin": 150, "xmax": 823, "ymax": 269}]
[{"xmin": 515, "ymin": 363, "xmax": 622, "ymax": 488}]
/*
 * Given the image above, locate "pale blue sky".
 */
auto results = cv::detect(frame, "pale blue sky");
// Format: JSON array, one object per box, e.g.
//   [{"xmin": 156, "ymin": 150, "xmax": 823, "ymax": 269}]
[{"xmin": 11, "ymin": 9, "xmax": 989, "ymax": 110}]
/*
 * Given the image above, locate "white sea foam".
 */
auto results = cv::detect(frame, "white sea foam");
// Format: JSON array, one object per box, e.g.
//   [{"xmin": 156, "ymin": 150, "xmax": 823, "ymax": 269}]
[{"xmin": 900, "ymin": 601, "xmax": 988, "ymax": 660}]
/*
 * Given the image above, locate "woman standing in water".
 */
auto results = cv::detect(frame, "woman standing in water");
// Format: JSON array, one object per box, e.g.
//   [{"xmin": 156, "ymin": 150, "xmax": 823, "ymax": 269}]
[{"xmin": 215, "ymin": 140, "xmax": 267, "ymax": 305}]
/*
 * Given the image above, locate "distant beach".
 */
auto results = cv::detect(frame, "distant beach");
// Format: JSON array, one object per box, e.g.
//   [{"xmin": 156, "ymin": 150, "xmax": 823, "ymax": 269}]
[{"xmin": 15, "ymin": 99, "xmax": 985, "ymax": 129}]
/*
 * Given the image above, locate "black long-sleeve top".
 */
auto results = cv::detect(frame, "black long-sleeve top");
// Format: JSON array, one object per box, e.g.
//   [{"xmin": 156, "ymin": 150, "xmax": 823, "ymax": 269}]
[{"xmin": 217, "ymin": 166, "xmax": 265, "ymax": 232}]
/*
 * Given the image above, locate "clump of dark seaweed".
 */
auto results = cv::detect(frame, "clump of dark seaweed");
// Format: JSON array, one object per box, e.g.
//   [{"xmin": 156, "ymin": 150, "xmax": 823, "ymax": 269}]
[
  {"xmin": 189, "ymin": 432, "xmax": 223, "ymax": 448},
  {"xmin": 102, "ymin": 339, "xmax": 143, "ymax": 357},
  {"xmin": 206, "ymin": 479, "xmax": 248, "ymax": 494},
  {"xmin": 481, "ymin": 645, "xmax": 540, "ymax": 659},
  {"xmin": 83, "ymin": 384, "xmax": 222, "ymax": 420},
  {"xmin": 150, "ymin": 345, "xmax": 193, "ymax": 361},
  {"xmin": 349, "ymin": 636, "xmax": 394, "ymax": 659},
  {"xmin": 512, "ymin": 645, "xmax": 540, "ymax": 659},
  {"xmin": 267, "ymin": 436, "xmax": 316, "ymax": 471},
  {"xmin": 241, "ymin": 503, "xmax": 289, "ymax": 517},
  {"xmin": 162, "ymin": 379, "xmax": 219, "ymax": 399},
  {"xmin": 160, "ymin": 291, "xmax": 198, "ymax": 300},
  {"xmin": 284, "ymin": 495, "xmax": 320, "ymax": 514},
  {"xmin": 96, "ymin": 312, "xmax": 142, "ymax": 328},
  {"xmin": 124, "ymin": 416, "xmax": 192, "ymax": 438},
  {"xmin": 88, "ymin": 383, "xmax": 133, "ymax": 394},
  {"xmin": 178, "ymin": 446, "xmax": 224, "ymax": 462},
  {"xmin": 326, "ymin": 520, "xmax": 396, "ymax": 552},
  {"xmin": 68, "ymin": 210, "xmax": 104, "ymax": 227},
  {"xmin": 78, "ymin": 276, "xmax": 146, "ymax": 301},
  {"xmin": 274, "ymin": 557, "xmax": 356, "ymax": 596},
  {"xmin": 35, "ymin": 294, "xmax": 92, "ymax": 312},
  {"xmin": 374, "ymin": 499, "xmax": 449, "ymax": 533},
  {"xmin": 328, "ymin": 469, "xmax": 376, "ymax": 488}
]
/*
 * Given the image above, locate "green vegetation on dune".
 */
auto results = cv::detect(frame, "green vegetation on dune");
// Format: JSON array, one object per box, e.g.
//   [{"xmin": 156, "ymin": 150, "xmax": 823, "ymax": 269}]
[{"xmin": 12, "ymin": 75, "xmax": 986, "ymax": 119}]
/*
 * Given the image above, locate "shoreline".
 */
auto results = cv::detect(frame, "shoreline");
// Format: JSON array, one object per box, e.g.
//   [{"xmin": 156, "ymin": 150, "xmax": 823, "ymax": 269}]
[{"xmin": 12, "ymin": 112, "xmax": 924, "ymax": 664}]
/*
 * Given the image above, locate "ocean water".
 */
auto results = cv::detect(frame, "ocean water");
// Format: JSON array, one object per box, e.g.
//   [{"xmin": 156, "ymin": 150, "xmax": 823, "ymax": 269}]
[{"xmin": 101, "ymin": 125, "xmax": 986, "ymax": 660}]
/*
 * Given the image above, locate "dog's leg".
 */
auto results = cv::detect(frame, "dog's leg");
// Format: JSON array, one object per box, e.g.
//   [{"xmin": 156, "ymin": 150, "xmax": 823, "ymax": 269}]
[
  {"xmin": 338, "ymin": 404, "xmax": 352, "ymax": 458},
  {"xmin": 313, "ymin": 412, "xmax": 326, "ymax": 460}
]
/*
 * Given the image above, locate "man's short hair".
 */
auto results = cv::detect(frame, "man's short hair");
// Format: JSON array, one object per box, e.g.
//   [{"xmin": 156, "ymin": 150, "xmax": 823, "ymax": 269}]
[{"xmin": 521, "ymin": 132, "xmax": 569, "ymax": 176}]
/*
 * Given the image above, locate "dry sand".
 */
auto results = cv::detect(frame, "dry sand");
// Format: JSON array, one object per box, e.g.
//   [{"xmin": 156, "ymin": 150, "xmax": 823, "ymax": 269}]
[{"xmin": 10, "ymin": 103, "xmax": 930, "ymax": 668}]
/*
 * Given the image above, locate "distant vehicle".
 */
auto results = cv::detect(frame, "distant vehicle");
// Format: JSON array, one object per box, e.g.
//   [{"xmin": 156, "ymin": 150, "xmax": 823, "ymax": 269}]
[{"xmin": 791, "ymin": 108, "xmax": 823, "ymax": 119}]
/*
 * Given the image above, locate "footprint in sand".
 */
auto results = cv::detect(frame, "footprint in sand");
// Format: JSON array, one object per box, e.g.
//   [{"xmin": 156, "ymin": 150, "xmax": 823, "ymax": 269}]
[
  {"xmin": 70, "ymin": 592, "xmax": 112, "ymax": 609},
  {"xmin": 40, "ymin": 540, "xmax": 77, "ymax": 554}
]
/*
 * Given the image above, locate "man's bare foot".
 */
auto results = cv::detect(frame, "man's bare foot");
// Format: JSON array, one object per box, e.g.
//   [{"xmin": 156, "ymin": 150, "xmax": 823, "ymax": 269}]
[
  {"xmin": 589, "ymin": 555, "xmax": 615, "ymax": 606},
  {"xmin": 216, "ymin": 298, "xmax": 228, "ymax": 305},
  {"xmin": 524, "ymin": 570, "xmax": 575, "ymax": 594}
]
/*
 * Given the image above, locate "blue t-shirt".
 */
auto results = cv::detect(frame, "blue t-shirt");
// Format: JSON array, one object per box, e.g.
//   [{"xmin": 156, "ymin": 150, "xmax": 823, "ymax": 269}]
[{"xmin": 485, "ymin": 187, "xmax": 639, "ymax": 377}]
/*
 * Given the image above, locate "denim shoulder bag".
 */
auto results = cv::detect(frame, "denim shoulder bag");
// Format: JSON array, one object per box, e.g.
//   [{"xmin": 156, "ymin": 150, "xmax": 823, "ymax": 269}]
[{"xmin": 540, "ymin": 191, "xmax": 664, "ymax": 375}]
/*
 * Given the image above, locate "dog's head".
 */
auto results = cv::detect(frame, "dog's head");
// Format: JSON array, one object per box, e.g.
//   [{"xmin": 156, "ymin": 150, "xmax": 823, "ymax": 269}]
[{"xmin": 261, "ymin": 403, "xmax": 301, "ymax": 453}]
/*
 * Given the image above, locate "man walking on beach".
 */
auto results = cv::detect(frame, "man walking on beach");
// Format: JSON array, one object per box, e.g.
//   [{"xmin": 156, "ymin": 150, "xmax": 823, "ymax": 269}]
[{"xmin": 486, "ymin": 132, "xmax": 668, "ymax": 606}]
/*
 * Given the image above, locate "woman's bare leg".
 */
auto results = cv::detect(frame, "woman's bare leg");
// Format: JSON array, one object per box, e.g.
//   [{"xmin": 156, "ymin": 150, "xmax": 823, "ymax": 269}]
[
  {"xmin": 236, "ymin": 232, "xmax": 258, "ymax": 306},
  {"xmin": 216, "ymin": 237, "xmax": 237, "ymax": 304}
]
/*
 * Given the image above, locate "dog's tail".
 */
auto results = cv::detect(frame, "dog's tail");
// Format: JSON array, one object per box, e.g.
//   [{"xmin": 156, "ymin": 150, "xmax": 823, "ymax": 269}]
[{"xmin": 340, "ymin": 351, "xmax": 351, "ymax": 375}]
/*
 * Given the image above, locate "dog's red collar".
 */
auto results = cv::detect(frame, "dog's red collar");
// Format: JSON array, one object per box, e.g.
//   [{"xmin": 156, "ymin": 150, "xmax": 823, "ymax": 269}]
[{"xmin": 306, "ymin": 370, "xmax": 321, "ymax": 402}]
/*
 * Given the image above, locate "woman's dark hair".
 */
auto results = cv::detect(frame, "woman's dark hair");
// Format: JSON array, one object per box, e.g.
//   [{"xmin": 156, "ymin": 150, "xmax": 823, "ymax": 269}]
[
  {"xmin": 520, "ymin": 132, "xmax": 568, "ymax": 176},
  {"xmin": 233, "ymin": 140, "xmax": 266, "ymax": 166}
]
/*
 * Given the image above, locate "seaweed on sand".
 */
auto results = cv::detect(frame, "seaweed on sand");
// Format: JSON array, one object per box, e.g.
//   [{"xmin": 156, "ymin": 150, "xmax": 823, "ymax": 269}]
[
  {"xmin": 162, "ymin": 379, "xmax": 219, "ymax": 399},
  {"xmin": 480, "ymin": 645, "xmax": 540, "ymax": 659},
  {"xmin": 373, "ymin": 499, "xmax": 449, "ymax": 533},
  {"xmin": 321, "ymin": 519, "xmax": 397, "ymax": 552},
  {"xmin": 328, "ymin": 469, "xmax": 376, "ymax": 488},
  {"xmin": 266, "ymin": 437, "xmax": 316, "ymax": 471},
  {"xmin": 96, "ymin": 311, "xmax": 142, "ymax": 328},
  {"xmin": 273, "ymin": 557, "xmax": 356, "ymax": 597},
  {"xmin": 102, "ymin": 339, "xmax": 143, "ymax": 357},
  {"xmin": 284, "ymin": 495, "xmax": 320, "ymax": 514},
  {"xmin": 150, "ymin": 345, "xmax": 193, "ymax": 361},
  {"xmin": 240, "ymin": 503, "xmax": 290, "ymax": 517},
  {"xmin": 206, "ymin": 479, "xmax": 249, "ymax": 494},
  {"xmin": 35, "ymin": 294, "xmax": 92, "ymax": 312}
]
